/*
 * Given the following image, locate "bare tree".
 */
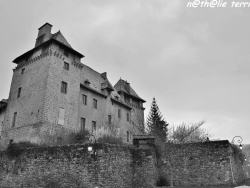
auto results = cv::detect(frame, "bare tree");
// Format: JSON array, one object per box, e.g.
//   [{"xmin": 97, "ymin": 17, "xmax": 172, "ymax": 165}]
[
  {"xmin": 168, "ymin": 120, "xmax": 209, "ymax": 143},
  {"xmin": 97, "ymin": 112, "xmax": 122, "ymax": 138}
]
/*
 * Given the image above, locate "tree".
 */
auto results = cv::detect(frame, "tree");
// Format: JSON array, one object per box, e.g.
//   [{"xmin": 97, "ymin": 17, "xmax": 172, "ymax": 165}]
[
  {"xmin": 146, "ymin": 98, "xmax": 168, "ymax": 143},
  {"xmin": 169, "ymin": 120, "xmax": 210, "ymax": 143}
]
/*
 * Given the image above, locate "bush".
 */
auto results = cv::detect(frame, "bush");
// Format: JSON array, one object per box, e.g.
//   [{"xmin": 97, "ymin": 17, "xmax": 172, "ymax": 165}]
[
  {"xmin": 68, "ymin": 130, "xmax": 90, "ymax": 144},
  {"xmin": 156, "ymin": 175, "xmax": 169, "ymax": 186},
  {"xmin": 6, "ymin": 141, "xmax": 39, "ymax": 158},
  {"xmin": 97, "ymin": 134, "xmax": 123, "ymax": 145},
  {"xmin": 39, "ymin": 127, "xmax": 90, "ymax": 146}
]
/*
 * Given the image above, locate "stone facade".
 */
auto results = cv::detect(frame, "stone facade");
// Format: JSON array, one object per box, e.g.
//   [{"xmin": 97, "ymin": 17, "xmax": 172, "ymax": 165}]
[
  {"xmin": 0, "ymin": 23, "xmax": 145, "ymax": 146},
  {"xmin": 158, "ymin": 140, "xmax": 246, "ymax": 186},
  {"xmin": 0, "ymin": 140, "xmax": 246, "ymax": 187},
  {"xmin": 0, "ymin": 143, "xmax": 156, "ymax": 188},
  {"xmin": 0, "ymin": 99, "xmax": 7, "ymax": 139}
]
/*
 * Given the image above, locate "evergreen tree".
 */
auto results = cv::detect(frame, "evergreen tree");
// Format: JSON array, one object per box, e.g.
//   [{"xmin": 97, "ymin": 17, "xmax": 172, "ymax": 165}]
[{"xmin": 146, "ymin": 98, "xmax": 168, "ymax": 143}]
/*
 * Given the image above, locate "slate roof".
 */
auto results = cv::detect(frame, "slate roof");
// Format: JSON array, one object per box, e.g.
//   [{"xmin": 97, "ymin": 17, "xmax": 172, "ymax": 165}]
[
  {"xmin": 101, "ymin": 79, "xmax": 114, "ymax": 92},
  {"xmin": 51, "ymin": 31, "xmax": 72, "ymax": 49},
  {"xmin": 13, "ymin": 28, "xmax": 84, "ymax": 64},
  {"xmin": 114, "ymin": 79, "xmax": 146, "ymax": 103},
  {"xmin": 0, "ymin": 99, "xmax": 8, "ymax": 111}
]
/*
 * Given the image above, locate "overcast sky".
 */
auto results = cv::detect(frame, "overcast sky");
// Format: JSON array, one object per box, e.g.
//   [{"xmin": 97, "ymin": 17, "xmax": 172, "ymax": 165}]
[{"xmin": 0, "ymin": 0, "xmax": 249, "ymax": 144}]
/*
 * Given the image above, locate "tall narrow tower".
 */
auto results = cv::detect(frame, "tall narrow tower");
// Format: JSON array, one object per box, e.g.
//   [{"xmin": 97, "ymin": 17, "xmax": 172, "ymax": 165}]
[{"xmin": 1, "ymin": 23, "xmax": 84, "ymax": 145}]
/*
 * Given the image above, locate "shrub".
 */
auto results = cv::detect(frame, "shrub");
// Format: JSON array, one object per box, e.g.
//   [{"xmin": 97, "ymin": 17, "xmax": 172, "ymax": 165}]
[
  {"xmin": 156, "ymin": 175, "xmax": 169, "ymax": 186},
  {"xmin": 6, "ymin": 141, "xmax": 39, "ymax": 158},
  {"xmin": 39, "ymin": 127, "xmax": 90, "ymax": 146},
  {"xmin": 97, "ymin": 134, "xmax": 123, "ymax": 145},
  {"xmin": 69, "ymin": 130, "xmax": 90, "ymax": 144}
]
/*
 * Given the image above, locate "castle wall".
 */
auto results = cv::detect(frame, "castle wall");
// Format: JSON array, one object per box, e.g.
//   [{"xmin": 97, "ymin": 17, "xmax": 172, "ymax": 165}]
[
  {"xmin": 42, "ymin": 44, "xmax": 81, "ymax": 131},
  {"xmin": 0, "ymin": 108, "xmax": 6, "ymax": 138},
  {"xmin": 0, "ymin": 141, "xmax": 246, "ymax": 187},
  {"xmin": 157, "ymin": 141, "xmax": 246, "ymax": 186},
  {"xmin": 0, "ymin": 143, "xmax": 156, "ymax": 188},
  {"xmin": 78, "ymin": 86, "xmax": 136, "ymax": 143},
  {"xmin": 1, "ymin": 47, "xmax": 51, "ymax": 143}
]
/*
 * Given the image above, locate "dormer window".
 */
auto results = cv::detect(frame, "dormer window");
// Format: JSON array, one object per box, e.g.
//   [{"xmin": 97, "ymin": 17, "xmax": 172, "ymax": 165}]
[{"xmin": 84, "ymin": 79, "xmax": 90, "ymax": 86}]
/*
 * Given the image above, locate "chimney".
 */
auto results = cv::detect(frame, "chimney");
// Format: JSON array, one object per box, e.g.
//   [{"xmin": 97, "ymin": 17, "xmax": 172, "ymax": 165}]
[
  {"xmin": 101, "ymin": 72, "xmax": 107, "ymax": 79},
  {"xmin": 125, "ymin": 81, "xmax": 130, "ymax": 93},
  {"xmin": 35, "ymin": 23, "xmax": 53, "ymax": 47}
]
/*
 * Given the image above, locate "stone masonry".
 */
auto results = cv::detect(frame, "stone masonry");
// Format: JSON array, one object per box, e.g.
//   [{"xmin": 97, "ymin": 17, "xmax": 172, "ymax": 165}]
[
  {"xmin": 0, "ymin": 140, "xmax": 246, "ymax": 187},
  {"xmin": 0, "ymin": 23, "xmax": 146, "ymax": 147},
  {"xmin": 158, "ymin": 140, "xmax": 246, "ymax": 186},
  {"xmin": 0, "ymin": 143, "xmax": 156, "ymax": 188}
]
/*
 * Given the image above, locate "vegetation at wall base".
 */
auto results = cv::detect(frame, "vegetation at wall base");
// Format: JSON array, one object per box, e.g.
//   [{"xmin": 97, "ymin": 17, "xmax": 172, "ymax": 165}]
[
  {"xmin": 97, "ymin": 134, "xmax": 123, "ymax": 145},
  {"xmin": 6, "ymin": 141, "xmax": 40, "ymax": 159},
  {"xmin": 156, "ymin": 175, "xmax": 170, "ymax": 186}
]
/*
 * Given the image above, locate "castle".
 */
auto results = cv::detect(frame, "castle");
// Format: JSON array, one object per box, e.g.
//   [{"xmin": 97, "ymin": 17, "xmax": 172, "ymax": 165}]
[{"xmin": 0, "ymin": 23, "xmax": 145, "ymax": 146}]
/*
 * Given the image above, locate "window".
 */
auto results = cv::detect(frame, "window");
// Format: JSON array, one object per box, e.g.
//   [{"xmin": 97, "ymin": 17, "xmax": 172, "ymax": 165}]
[
  {"xmin": 61, "ymin": 82, "xmax": 67, "ymax": 94},
  {"xmin": 127, "ymin": 131, "xmax": 129, "ymax": 142},
  {"xmin": 17, "ymin": 87, "xmax": 22, "ymax": 98},
  {"xmin": 82, "ymin": 94, "xmax": 87, "ymax": 105},
  {"xmin": 93, "ymin": 99, "xmax": 97, "ymax": 109},
  {"xmin": 58, "ymin": 108, "xmax": 65, "ymax": 125},
  {"xmin": 118, "ymin": 109, "xmax": 121, "ymax": 118},
  {"xmin": 12, "ymin": 112, "xmax": 17, "ymax": 128},
  {"xmin": 64, "ymin": 62, "xmax": 69, "ymax": 70},
  {"xmin": 108, "ymin": 115, "xmax": 111, "ymax": 124},
  {"xmin": 127, "ymin": 113, "xmax": 130, "ymax": 122},
  {"xmin": 21, "ymin": 68, "xmax": 25, "ymax": 74},
  {"xmin": 92, "ymin": 121, "xmax": 96, "ymax": 132},
  {"xmin": 64, "ymin": 50, "xmax": 69, "ymax": 57},
  {"xmin": 81, "ymin": 118, "xmax": 85, "ymax": 132}
]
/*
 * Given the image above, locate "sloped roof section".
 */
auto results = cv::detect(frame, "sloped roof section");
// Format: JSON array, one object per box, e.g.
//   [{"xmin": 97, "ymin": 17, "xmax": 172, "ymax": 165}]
[
  {"xmin": 0, "ymin": 99, "xmax": 8, "ymax": 111},
  {"xmin": 114, "ymin": 79, "xmax": 145, "ymax": 102},
  {"xmin": 13, "ymin": 27, "xmax": 84, "ymax": 64},
  {"xmin": 101, "ymin": 79, "xmax": 114, "ymax": 92},
  {"xmin": 52, "ymin": 31, "xmax": 72, "ymax": 49}
]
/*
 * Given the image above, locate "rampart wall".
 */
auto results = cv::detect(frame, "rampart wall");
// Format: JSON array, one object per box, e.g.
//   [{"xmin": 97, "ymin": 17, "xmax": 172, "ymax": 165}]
[
  {"xmin": 0, "ymin": 140, "xmax": 246, "ymax": 188},
  {"xmin": 0, "ymin": 143, "xmax": 156, "ymax": 188},
  {"xmin": 157, "ymin": 140, "xmax": 246, "ymax": 186}
]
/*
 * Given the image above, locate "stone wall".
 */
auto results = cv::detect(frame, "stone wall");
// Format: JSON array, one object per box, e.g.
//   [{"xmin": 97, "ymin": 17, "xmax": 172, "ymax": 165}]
[
  {"xmin": 0, "ymin": 140, "xmax": 246, "ymax": 187},
  {"xmin": 158, "ymin": 140, "xmax": 246, "ymax": 186},
  {"xmin": 0, "ymin": 143, "xmax": 157, "ymax": 188}
]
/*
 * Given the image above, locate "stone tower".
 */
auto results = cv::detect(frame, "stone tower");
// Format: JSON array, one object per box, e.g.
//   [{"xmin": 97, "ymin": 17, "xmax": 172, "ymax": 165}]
[{"xmin": 1, "ymin": 23, "xmax": 84, "ymax": 144}]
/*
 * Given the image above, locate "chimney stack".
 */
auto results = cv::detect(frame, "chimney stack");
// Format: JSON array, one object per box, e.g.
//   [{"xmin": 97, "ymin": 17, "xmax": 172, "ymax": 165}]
[
  {"xmin": 101, "ymin": 72, "xmax": 107, "ymax": 79},
  {"xmin": 35, "ymin": 23, "xmax": 53, "ymax": 47},
  {"xmin": 125, "ymin": 81, "xmax": 130, "ymax": 93}
]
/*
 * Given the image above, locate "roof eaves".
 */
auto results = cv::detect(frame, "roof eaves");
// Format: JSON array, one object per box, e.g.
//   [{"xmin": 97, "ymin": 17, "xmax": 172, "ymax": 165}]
[
  {"xmin": 13, "ymin": 38, "xmax": 84, "ymax": 64},
  {"xmin": 110, "ymin": 97, "xmax": 132, "ymax": 110},
  {"xmin": 80, "ymin": 83, "xmax": 107, "ymax": 98},
  {"xmin": 119, "ymin": 91, "xmax": 146, "ymax": 103}
]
